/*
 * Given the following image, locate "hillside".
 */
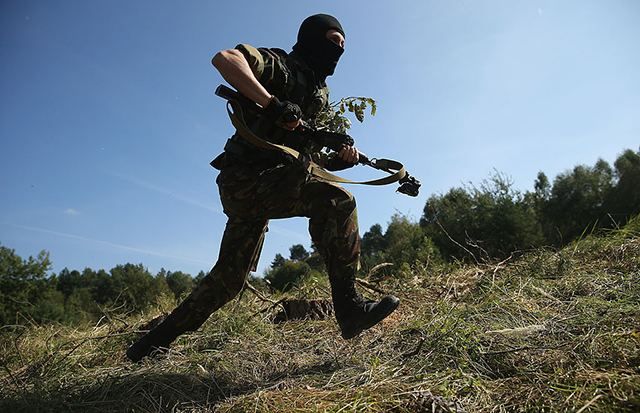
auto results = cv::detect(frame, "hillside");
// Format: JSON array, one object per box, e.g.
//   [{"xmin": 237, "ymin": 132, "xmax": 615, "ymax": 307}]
[{"xmin": 2, "ymin": 218, "xmax": 639, "ymax": 412}]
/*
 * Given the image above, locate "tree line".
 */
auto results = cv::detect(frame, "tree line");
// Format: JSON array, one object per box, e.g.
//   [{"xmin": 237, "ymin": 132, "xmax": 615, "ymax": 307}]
[
  {"xmin": 1, "ymin": 147, "xmax": 638, "ymax": 325},
  {"xmin": 0, "ymin": 247, "xmax": 202, "ymax": 326},
  {"xmin": 422, "ymin": 147, "xmax": 640, "ymax": 260},
  {"xmin": 265, "ymin": 147, "xmax": 640, "ymax": 288}
]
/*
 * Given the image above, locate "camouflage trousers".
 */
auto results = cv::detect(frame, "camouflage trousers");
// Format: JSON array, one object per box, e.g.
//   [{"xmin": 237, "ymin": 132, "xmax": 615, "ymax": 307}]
[{"xmin": 165, "ymin": 160, "xmax": 361, "ymax": 333}]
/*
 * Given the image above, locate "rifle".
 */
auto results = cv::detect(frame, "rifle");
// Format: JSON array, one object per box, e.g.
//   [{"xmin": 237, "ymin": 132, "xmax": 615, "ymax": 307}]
[{"xmin": 215, "ymin": 84, "xmax": 421, "ymax": 197}]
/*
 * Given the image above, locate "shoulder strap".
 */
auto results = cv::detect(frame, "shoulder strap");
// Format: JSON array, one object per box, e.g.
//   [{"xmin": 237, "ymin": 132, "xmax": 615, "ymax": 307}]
[{"xmin": 226, "ymin": 100, "xmax": 406, "ymax": 186}]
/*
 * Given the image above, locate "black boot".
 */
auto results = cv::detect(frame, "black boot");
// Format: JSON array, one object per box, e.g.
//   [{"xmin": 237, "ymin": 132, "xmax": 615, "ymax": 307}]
[
  {"xmin": 330, "ymin": 273, "xmax": 400, "ymax": 339},
  {"xmin": 336, "ymin": 295, "xmax": 400, "ymax": 339},
  {"xmin": 126, "ymin": 315, "xmax": 181, "ymax": 362}
]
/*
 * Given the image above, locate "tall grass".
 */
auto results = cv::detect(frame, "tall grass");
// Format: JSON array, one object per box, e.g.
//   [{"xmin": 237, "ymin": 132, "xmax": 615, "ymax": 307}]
[{"xmin": 2, "ymin": 219, "xmax": 639, "ymax": 412}]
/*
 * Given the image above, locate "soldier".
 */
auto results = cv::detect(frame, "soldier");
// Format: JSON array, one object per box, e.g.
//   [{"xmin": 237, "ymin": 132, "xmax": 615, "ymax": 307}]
[{"xmin": 127, "ymin": 14, "xmax": 399, "ymax": 363}]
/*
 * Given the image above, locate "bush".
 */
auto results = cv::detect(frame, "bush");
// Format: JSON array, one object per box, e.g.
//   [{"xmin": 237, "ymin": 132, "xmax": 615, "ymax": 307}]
[
  {"xmin": 264, "ymin": 260, "xmax": 313, "ymax": 292},
  {"xmin": 0, "ymin": 246, "xmax": 58, "ymax": 324},
  {"xmin": 421, "ymin": 172, "xmax": 544, "ymax": 261}
]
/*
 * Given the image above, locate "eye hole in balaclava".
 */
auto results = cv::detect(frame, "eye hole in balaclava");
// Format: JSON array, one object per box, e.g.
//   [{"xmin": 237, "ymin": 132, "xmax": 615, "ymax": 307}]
[{"xmin": 292, "ymin": 14, "xmax": 345, "ymax": 80}]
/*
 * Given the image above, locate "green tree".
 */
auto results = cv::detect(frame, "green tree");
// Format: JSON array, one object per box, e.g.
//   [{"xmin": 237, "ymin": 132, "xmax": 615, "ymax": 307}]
[
  {"xmin": 264, "ymin": 260, "xmax": 312, "ymax": 292},
  {"xmin": 383, "ymin": 214, "xmax": 440, "ymax": 267},
  {"xmin": 64, "ymin": 287, "xmax": 100, "ymax": 324},
  {"xmin": 109, "ymin": 264, "xmax": 170, "ymax": 313},
  {"xmin": 57, "ymin": 268, "xmax": 83, "ymax": 303},
  {"xmin": 271, "ymin": 253, "xmax": 286, "ymax": 269},
  {"xmin": 605, "ymin": 148, "xmax": 640, "ymax": 226},
  {"xmin": 360, "ymin": 217, "xmax": 441, "ymax": 273},
  {"xmin": 92, "ymin": 268, "xmax": 116, "ymax": 305},
  {"xmin": 289, "ymin": 244, "xmax": 310, "ymax": 261},
  {"xmin": 422, "ymin": 173, "xmax": 544, "ymax": 260},
  {"xmin": 194, "ymin": 270, "xmax": 207, "ymax": 284},
  {"xmin": 362, "ymin": 224, "xmax": 386, "ymax": 259},
  {"xmin": 543, "ymin": 160, "xmax": 613, "ymax": 243},
  {"xmin": 164, "ymin": 270, "xmax": 194, "ymax": 301},
  {"xmin": 534, "ymin": 172, "xmax": 551, "ymax": 201},
  {"xmin": 55, "ymin": 267, "xmax": 103, "ymax": 323},
  {"xmin": 0, "ymin": 246, "xmax": 61, "ymax": 324},
  {"xmin": 304, "ymin": 244, "xmax": 326, "ymax": 272}
]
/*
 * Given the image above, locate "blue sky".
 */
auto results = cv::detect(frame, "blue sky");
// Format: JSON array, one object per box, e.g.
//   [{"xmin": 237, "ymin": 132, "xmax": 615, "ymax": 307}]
[{"xmin": 1, "ymin": 0, "xmax": 639, "ymax": 276}]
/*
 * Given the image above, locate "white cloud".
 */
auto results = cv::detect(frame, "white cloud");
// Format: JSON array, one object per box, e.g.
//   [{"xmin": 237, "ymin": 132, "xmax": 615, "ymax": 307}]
[{"xmin": 64, "ymin": 208, "xmax": 80, "ymax": 216}]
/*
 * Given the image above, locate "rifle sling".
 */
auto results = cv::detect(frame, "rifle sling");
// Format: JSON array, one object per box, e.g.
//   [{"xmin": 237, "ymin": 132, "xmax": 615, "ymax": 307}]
[{"xmin": 225, "ymin": 100, "xmax": 406, "ymax": 186}]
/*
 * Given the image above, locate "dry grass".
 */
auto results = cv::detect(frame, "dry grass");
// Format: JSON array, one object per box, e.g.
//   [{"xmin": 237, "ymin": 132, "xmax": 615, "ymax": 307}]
[{"xmin": 1, "ymin": 219, "xmax": 639, "ymax": 412}]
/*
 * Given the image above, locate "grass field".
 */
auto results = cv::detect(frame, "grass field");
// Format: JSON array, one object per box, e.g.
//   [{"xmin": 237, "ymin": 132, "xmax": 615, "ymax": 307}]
[{"xmin": 2, "ymin": 218, "xmax": 639, "ymax": 412}]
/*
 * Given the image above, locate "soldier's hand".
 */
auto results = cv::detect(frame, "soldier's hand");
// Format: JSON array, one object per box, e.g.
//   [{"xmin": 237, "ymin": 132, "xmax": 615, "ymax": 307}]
[
  {"xmin": 283, "ymin": 119, "xmax": 302, "ymax": 130},
  {"xmin": 263, "ymin": 96, "xmax": 302, "ymax": 130},
  {"xmin": 338, "ymin": 145, "xmax": 359, "ymax": 164}
]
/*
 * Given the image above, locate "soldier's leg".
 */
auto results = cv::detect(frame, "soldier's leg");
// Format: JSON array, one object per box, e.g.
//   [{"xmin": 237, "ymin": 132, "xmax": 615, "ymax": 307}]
[
  {"xmin": 302, "ymin": 180, "xmax": 361, "ymax": 309},
  {"xmin": 163, "ymin": 216, "xmax": 267, "ymax": 332},
  {"xmin": 126, "ymin": 216, "xmax": 267, "ymax": 362},
  {"xmin": 302, "ymin": 180, "xmax": 399, "ymax": 339}
]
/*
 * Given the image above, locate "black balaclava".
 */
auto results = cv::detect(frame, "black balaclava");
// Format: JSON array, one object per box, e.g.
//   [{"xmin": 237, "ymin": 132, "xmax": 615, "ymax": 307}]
[{"xmin": 292, "ymin": 14, "xmax": 345, "ymax": 80}]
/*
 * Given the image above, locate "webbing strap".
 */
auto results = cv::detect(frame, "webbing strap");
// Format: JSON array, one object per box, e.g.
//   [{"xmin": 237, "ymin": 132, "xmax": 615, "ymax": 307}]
[{"xmin": 226, "ymin": 100, "xmax": 406, "ymax": 186}]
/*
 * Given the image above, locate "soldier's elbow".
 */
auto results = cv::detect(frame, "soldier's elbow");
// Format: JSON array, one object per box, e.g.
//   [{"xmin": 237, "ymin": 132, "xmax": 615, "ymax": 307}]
[
  {"xmin": 211, "ymin": 51, "xmax": 226, "ymax": 69},
  {"xmin": 212, "ymin": 49, "xmax": 242, "ymax": 69}
]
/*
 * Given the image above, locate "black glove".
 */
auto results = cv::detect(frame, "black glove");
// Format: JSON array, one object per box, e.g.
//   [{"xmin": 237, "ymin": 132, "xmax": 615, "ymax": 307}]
[{"xmin": 263, "ymin": 96, "xmax": 302, "ymax": 128}]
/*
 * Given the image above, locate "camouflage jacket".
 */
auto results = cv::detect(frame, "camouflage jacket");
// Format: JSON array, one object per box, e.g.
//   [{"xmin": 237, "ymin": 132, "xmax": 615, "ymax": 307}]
[{"xmin": 218, "ymin": 44, "xmax": 348, "ymax": 171}]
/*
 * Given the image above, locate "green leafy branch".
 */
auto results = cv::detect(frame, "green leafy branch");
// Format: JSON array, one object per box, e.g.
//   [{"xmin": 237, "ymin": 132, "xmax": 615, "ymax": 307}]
[{"xmin": 314, "ymin": 96, "xmax": 377, "ymax": 134}]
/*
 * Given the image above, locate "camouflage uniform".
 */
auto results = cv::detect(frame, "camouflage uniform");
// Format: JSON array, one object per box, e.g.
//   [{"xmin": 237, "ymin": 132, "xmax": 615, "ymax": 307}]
[{"xmin": 159, "ymin": 44, "xmax": 362, "ymax": 335}]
